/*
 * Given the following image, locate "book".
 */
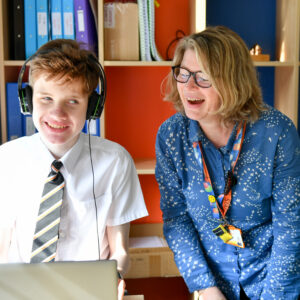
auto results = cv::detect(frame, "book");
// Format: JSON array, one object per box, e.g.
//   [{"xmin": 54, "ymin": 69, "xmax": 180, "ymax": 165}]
[
  {"xmin": 74, "ymin": 0, "xmax": 98, "ymax": 53},
  {"xmin": 36, "ymin": 0, "xmax": 50, "ymax": 48},
  {"xmin": 136, "ymin": 0, "xmax": 162, "ymax": 61},
  {"xmin": 24, "ymin": 0, "xmax": 37, "ymax": 58},
  {"xmin": 147, "ymin": 0, "xmax": 162, "ymax": 61},
  {"xmin": 50, "ymin": 0, "xmax": 63, "ymax": 40},
  {"xmin": 88, "ymin": 0, "xmax": 98, "ymax": 32},
  {"xmin": 137, "ymin": 0, "xmax": 151, "ymax": 61},
  {"xmin": 62, "ymin": 0, "xmax": 75, "ymax": 39},
  {"xmin": 22, "ymin": 115, "xmax": 36, "ymax": 136},
  {"xmin": 11, "ymin": 0, "xmax": 25, "ymax": 60}
]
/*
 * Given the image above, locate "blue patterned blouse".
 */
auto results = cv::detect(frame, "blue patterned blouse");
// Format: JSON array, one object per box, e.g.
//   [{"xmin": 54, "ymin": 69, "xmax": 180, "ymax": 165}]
[{"xmin": 155, "ymin": 106, "xmax": 300, "ymax": 300}]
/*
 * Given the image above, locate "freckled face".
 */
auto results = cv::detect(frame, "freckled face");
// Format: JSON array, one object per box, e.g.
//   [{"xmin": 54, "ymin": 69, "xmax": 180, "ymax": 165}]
[
  {"xmin": 177, "ymin": 49, "xmax": 221, "ymax": 126},
  {"xmin": 32, "ymin": 74, "xmax": 88, "ymax": 155}
]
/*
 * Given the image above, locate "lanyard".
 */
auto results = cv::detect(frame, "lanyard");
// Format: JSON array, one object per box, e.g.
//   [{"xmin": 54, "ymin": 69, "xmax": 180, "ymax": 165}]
[{"xmin": 193, "ymin": 122, "xmax": 246, "ymax": 221}]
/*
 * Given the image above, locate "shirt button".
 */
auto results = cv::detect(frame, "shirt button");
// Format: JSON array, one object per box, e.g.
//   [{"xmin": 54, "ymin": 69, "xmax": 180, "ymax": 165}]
[
  {"xmin": 59, "ymin": 231, "xmax": 65, "ymax": 238},
  {"xmin": 236, "ymin": 269, "xmax": 240, "ymax": 274}
]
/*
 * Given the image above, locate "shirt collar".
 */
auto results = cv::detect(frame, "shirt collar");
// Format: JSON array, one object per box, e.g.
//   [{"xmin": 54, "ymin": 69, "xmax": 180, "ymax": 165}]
[
  {"xmin": 189, "ymin": 119, "xmax": 206, "ymax": 143},
  {"xmin": 60, "ymin": 133, "xmax": 85, "ymax": 174},
  {"xmin": 188, "ymin": 118, "xmax": 239, "ymax": 151},
  {"xmin": 35, "ymin": 132, "xmax": 84, "ymax": 174},
  {"xmin": 34, "ymin": 133, "xmax": 56, "ymax": 166},
  {"xmin": 220, "ymin": 122, "xmax": 239, "ymax": 154}
]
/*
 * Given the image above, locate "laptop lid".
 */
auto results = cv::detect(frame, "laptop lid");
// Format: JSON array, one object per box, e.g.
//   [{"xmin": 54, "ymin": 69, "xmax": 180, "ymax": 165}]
[{"xmin": 0, "ymin": 260, "xmax": 118, "ymax": 300}]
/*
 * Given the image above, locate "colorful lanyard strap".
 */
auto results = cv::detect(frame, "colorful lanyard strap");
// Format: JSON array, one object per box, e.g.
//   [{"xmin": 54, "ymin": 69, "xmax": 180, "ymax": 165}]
[{"xmin": 193, "ymin": 122, "xmax": 246, "ymax": 221}]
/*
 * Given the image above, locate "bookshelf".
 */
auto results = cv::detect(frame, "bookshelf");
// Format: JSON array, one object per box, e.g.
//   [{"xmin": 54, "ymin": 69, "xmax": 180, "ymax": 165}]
[
  {"xmin": 0, "ymin": 0, "xmax": 299, "ymax": 298},
  {"xmin": 1, "ymin": 1, "xmax": 298, "ymax": 145},
  {"xmin": 99, "ymin": 0, "xmax": 300, "ymax": 176}
]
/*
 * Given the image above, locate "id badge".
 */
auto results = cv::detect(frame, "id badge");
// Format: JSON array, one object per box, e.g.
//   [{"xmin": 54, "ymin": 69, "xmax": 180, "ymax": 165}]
[
  {"xmin": 212, "ymin": 224, "xmax": 233, "ymax": 243},
  {"xmin": 226, "ymin": 225, "xmax": 245, "ymax": 248}
]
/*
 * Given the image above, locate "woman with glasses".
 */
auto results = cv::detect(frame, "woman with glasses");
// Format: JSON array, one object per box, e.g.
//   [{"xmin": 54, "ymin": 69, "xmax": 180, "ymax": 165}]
[{"xmin": 155, "ymin": 26, "xmax": 300, "ymax": 300}]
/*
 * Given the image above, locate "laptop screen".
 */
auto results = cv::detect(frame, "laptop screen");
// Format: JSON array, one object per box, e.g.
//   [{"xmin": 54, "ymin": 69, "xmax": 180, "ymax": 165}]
[{"xmin": 0, "ymin": 260, "xmax": 118, "ymax": 300}]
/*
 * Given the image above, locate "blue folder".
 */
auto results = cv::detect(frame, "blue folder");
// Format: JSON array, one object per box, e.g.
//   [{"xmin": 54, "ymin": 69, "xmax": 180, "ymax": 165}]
[
  {"xmin": 62, "ymin": 0, "xmax": 75, "ymax": 39},
  {"xmin": 36, "ymin": 0, "xmax": 49, "ymax": 48},
  {"xmin": 82, "ymin": 119, "xmax": 101, "ymax": 136},
  {"xmin": 6, "ymin": 83, "xmax": 23, "ymax": 140},
  {"xmin": 50, "ymin": 0, "xmax": 63, "ymax": 40},
  {"xmin": 74, "ymin": 0, "xmax": 98, "ymax": 52},
  {"xmin": 24, "ymin": 0, "xmax": 37, "ymax": 58}
]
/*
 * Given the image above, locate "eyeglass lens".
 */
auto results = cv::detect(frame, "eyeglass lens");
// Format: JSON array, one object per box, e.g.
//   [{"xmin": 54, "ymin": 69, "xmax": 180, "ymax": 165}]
[{"xmin": 173, "ymin": 67, "xmax": 211, "ymax": 88}]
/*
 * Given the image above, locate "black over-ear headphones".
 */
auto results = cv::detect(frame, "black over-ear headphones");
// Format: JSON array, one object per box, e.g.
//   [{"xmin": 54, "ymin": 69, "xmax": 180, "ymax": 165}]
[{"xmin": 17, "ymin": 49, "xmax": 107, "ymax": 120}]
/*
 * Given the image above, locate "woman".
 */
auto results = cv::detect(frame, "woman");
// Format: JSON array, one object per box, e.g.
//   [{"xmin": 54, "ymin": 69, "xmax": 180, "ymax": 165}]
[{"xmin": 155, "ymin": 26, "xmax": 300, "ymax": 300}]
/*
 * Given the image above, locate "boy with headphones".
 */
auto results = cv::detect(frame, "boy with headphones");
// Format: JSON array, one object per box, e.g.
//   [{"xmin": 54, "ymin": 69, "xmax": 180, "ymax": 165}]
[{"xmin": 0, "ymin": 39, "xmax": 148, "ymax": 297}]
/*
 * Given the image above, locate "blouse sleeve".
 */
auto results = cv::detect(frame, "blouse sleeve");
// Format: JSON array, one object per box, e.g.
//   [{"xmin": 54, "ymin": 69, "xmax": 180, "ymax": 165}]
[
  {"xmin": 155, "ymin": 125, "xmax": 216, "ymax": 293},
  {"xmin": 260, "ymin": 122, "xmax": 300, "ymax": 300}
]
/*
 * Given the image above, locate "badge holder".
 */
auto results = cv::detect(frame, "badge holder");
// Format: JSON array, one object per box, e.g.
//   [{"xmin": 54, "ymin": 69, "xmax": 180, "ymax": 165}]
[{"xmin": 226, "ymin": 225, "xmax": 245, "ymax": 248}]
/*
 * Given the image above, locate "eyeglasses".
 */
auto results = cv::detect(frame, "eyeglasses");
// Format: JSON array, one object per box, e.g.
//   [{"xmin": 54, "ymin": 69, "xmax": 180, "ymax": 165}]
[{"xmin": 172, "ymin": 66, "xmax": 212, "ymax": 88}]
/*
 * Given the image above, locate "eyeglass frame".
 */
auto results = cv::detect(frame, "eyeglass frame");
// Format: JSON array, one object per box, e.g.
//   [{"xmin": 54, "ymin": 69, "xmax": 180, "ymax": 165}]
[{"xmin": 171, "ymin": 65, "xmax": 212, "ymax": 88}]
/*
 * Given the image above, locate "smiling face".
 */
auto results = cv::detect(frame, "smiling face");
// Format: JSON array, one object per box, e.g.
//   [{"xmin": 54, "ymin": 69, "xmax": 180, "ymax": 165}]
[
  {"xmin": 32, "ymin": 74, "xmax": 89, "ymax": 158},
  {"xmin": 177, "ymin": 49, "xmax": 222, "ymax": 127}
]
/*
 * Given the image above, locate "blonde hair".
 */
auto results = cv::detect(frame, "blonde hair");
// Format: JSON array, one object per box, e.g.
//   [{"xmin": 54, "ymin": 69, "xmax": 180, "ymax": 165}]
[
  {"xmin": 29, "ymin": 39, "xmax": 100, "ymax": 96},
  {"xmin": 164, "ymin": 26, "xmax": 265, "ymax": 124}
]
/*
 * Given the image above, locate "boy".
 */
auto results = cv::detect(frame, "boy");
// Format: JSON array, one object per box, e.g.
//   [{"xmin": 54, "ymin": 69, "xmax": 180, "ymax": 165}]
[{"xmin": 0, "ymin": 39, "xmax": 148, "ymax": 288}]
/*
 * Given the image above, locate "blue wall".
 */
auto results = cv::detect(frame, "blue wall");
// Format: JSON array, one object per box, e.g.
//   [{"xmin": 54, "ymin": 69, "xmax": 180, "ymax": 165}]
[{"xmin": 206, "ymin": 0, "xmax": 276, "ymax": 107}]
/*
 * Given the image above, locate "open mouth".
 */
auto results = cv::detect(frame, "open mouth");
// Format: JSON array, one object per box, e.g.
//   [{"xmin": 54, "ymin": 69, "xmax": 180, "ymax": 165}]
[
  {"xmin": 187, "ymin": 97, "xmax": 204, "ymax": 104},
  {"xmin": 47, "ymin": 122, "xmax": 67, "ymax": 129}
]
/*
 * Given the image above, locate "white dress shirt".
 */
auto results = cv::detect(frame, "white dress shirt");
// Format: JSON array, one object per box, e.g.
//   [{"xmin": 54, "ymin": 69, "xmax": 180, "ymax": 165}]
[{"xmin": 0, "ymin": 133, "xmax": 148, "ymax": 262}]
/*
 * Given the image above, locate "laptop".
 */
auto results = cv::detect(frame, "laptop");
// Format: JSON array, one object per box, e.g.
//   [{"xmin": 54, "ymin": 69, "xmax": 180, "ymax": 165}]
[{"xmin": 0, "ymin": 260, "xmax": 118, "ymax": 300}]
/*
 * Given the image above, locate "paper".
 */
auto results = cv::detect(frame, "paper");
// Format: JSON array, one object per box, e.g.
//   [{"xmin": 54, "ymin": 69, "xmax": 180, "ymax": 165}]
[
  {"xmin": 147, "ymin": 0, "xmax": 162, "ymax": 61},
  {"xmin": 129, "ymin": 236, "xmax": 168, "ymax": 248},
  {"xmin": 138, "ymin": 0, "xmax": 151, "ymax": 61}
]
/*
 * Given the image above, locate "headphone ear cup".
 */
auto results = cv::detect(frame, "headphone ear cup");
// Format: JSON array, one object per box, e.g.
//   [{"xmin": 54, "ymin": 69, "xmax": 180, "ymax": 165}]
[
  {"xmin": 86, "ymin": 90, "xmax": 105, "ymax": 120},
  {"xmin": 19, "ymin": 85, "xmax": 33, "ymax": 115},
  {"xmin": 25, "ymin": 85, "xmax": 33, "ymax": 114}
]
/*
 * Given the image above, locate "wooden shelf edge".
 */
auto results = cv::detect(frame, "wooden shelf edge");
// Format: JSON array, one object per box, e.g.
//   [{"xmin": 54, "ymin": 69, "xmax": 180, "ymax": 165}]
[
  {"xmin": 134, "ymin": 158, "xmax": 156, "ymax": 175},
  {"xmin": 104, "ymin": 60, "xmax": 296, "ymax": 67},
  {"xmin": 253, "ymin": 61, "xmax": 295, "ymax": 67},
  {"xmin": 4, "ymin": 60, "xmax": 24, "ymax": 66},
  {"xmin": 4, "ymin": 60, "xmax": 297, "ymax": 68},
  {"xmin": 104, "ymin": 61, "xmax": 172, "ymax": 67}
]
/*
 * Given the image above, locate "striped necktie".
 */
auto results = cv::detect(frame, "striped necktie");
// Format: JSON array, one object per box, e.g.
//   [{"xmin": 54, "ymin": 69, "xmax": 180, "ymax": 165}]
[{"xmin": 31, "ymin": 160, "xmax": 65, "ymax": 263}]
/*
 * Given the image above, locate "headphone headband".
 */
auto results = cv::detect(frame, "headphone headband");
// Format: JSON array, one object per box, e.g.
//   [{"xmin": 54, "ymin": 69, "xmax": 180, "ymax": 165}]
[{"xmin": 17, "ymin": 47, "xmax": 106, "ymax": 120}]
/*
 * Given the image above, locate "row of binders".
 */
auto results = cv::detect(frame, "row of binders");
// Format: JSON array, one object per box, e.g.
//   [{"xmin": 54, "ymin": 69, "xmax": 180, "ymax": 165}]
[
  {"xmin": 10, "ymin": 0, "xmax": 98, "ymax": 60},
  {"xmin": 6, "ymin": 83, "xmax": 101, "ymax": 140}
]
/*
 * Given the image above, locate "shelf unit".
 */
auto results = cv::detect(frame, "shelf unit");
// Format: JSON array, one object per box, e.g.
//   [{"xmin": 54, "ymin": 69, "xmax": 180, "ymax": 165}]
[
  {"xmin": 0, "ymin": 1, "xmax": 298, "ymax": 214},
  {"xmin": 1, "ymin": 1, "xmax": 298, "ymax": 147},
  {"xmin": 0, "ymin": 0, "xmax": 298, "ymax": 223},
  {"xmin": 100, "ymin": 0, "xmax": 299, "ymax": 177}
]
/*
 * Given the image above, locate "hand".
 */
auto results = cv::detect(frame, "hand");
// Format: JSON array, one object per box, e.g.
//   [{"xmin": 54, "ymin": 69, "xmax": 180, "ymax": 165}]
[
  {"xmin": 199, "ymin": 287, "xmax": 227, "ymax": 300},
  {"xmin": 118, "ymin": 279, "xmax": 126, "ymax": 300}
]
